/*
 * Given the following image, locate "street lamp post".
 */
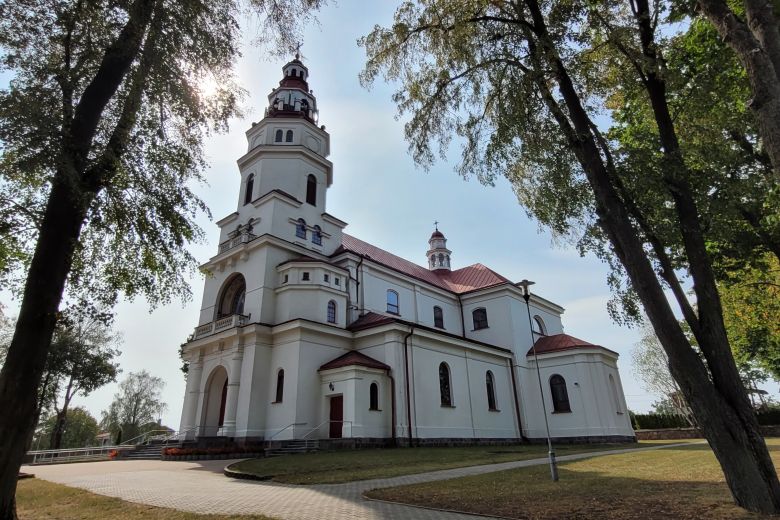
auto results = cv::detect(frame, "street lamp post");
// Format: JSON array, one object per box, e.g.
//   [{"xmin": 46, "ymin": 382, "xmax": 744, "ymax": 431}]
[{"xmin": 516, "ymin": 279, "xmax": 559, "ymax": 482}]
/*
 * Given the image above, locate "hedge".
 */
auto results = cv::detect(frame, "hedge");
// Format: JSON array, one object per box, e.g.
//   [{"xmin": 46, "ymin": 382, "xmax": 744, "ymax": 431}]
[{"xmin": 632, "ymin": 413, "xmax": 690, "ymax": 430}]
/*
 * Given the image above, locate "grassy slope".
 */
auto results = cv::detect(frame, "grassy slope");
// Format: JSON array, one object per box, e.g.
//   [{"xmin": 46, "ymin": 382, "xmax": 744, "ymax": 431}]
[
  {"xmin": 228, "ymin": 442, "xmax": 674, "ymax": 484},
  {"xmin": 16, "ymin": 478, "xmax": 274, "ymax": 520},
  {"xmin": 366, "ymin": 440, "xmax": 780, "ymax": 519}
]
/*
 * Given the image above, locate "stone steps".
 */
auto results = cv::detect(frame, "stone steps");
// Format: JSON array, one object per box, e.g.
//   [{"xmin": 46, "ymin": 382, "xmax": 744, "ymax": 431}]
[{"xmin": 265, "ymin": 440, "xmax": 319, "ymax": 457}]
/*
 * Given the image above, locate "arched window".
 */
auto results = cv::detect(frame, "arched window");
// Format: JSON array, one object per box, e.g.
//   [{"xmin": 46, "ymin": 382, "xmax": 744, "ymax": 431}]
[
  {"xmin": 550, "ymin": 374, "xmax": 571, "ymax": 413},
  {"xmin": 217, "ymin": 275, "xmax": 246, "ymax": 318},
  {"xmin": 430, "ymin": 254, "xmax": 437, "ymax": 267},
  {"xmin": 285, "ymin": 130, "xmax": 293, "ymax": 142},
  {"xmin": 275, "ymin": 129, "xmax": 283, "ymax": 142},
  {"xmin": 472, "ymin": 308, "xmax": 489, "ymax": 330},
  {"xmin": 386, "ymin": 289, "xmax": 399, "ymax": 314},
  {"xmin": 327, "ymin": 300, "xmax": 337, "ymax": 323},
  {"xmin": 486, "ymin": 371, "xmax": 497, "ymax": 411},
  {"xmin": 369, "ymin": 382, "xmax": 379, "ymax": 410},
  {"xmin": 438, "ymin": 252, "xmax": 444, "ymax": 266},
  {"xmin": 275, "ymin": 369, "xmax": 284, "ymax": 403},
  {"xmin": 312, "ymin": 225, "xmax": 322, "ymax": 246},
  {"xmin": 532, "ymin": 315, "xmax": 547, "ymax": 335},
  {"xmin": 306, "ymin": 174, "xmax": 317, "ymax": 205},
  {"xmin": 439, "ymin": 363, "xmax": 452, "ymax": 406},
  {"xmin": 244, "ymin": 174, "xmax": 254, "ymax": 205},
  {"xmin": 609, "ymin": 374, "xmax": 622, "ymax": 413},
  {"xmin": 296, "ymin": 218, "xmax": 307, "ymax": 239},
  {"xmin": 433, "ymin": 306, "xmax": 444, "ymax": 328}
]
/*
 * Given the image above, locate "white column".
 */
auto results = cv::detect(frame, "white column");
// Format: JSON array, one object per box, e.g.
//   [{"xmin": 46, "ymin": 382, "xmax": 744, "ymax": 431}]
[
  {"xmin": 180, "ymin": 357, "xmax": 203, "ymax": 440},
  {"xmin": 221, "ymin": 348, "xmax": 244, "ymax": 437}
]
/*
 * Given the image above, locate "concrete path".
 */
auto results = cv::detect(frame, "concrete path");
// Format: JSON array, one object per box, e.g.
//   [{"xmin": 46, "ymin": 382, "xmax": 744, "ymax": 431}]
[{"xmin": 23, "ymin": 442, "xmax": 695, "ymax": 519}]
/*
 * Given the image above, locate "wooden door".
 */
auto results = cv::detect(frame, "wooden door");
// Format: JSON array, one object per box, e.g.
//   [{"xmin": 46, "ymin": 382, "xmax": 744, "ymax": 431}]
[{"xmin": 329, "ymin": 395, "xmax": 343, "ymax": 438}]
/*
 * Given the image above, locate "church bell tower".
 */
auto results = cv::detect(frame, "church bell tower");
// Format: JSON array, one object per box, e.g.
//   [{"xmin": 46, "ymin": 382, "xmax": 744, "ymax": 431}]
[{"xmin": 427, "ymin": 225, "xmax": 452, "ymax": 271}]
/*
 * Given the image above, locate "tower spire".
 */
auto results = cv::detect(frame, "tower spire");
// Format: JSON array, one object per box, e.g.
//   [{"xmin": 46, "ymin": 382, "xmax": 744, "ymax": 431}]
[{"xmin": 427, "ymin": 225, "xmax": 452, "ymax": 271}]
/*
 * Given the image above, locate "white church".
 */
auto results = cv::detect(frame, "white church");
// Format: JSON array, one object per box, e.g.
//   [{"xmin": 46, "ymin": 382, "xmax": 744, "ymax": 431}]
[{"xmin": 177, "ymin": 56, "xmax": 635, "ymax": 446}]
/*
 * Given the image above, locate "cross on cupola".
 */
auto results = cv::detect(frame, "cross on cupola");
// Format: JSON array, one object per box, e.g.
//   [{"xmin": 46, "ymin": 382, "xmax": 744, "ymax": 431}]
[
  {"xmin": 427, "ymin": 223, "xmax": 452, "ymax": 271},
  {"xmin": 264, "ymin": 48, "xmax": 319, "ymax": 124}
]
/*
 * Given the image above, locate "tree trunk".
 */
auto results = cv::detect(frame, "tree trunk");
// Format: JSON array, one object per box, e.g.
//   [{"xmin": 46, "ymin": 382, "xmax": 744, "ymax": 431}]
[
  {"xmin": 0, "ymin": 180, "xmax": 89, "ymax": 520},
  {"xmin": 697, "ymin": 0, "xmax": 780, "ymax": 180},
  {"xmin": 520, "ymin": 0, "xmax": 780, "ymax": 510}
]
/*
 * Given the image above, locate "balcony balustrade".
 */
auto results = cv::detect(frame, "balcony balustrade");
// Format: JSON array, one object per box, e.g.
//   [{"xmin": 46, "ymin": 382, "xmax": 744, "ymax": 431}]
[
  {"xmin": 192, "ymin": 313, "xmax": 250, "ymax": 340},
  {"xmin": 218, "ymin": 231, "xmax": 257, "ymax": 254}
]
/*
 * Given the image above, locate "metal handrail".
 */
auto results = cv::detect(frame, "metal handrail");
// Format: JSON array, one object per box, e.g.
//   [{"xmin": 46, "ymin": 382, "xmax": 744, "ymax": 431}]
[
  {"xmin": 28, "ymin": 445, "xmax": 135, "ymax": 465},
  {"xmin": 119, "ymin": 429, "xmax": 174, "ymax": 447},
  {"xmin": 302, "ymin": 420, "xmax": 353, "ymax": 439},
  {"xmin": 268, "ymin": 422, "xmax": 307, "ymax": 440}
]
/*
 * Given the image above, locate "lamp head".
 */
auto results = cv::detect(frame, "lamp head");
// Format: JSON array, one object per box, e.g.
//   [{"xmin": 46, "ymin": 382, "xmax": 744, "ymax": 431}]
[{"xmin": 516, "ymin": 279, "xmax": 535, "ymax": 301}]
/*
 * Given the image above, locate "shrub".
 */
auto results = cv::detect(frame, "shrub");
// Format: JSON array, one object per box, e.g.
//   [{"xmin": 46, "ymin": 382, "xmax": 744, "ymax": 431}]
[{"xmin": 632, "ymin": 413, "xmax": 690, "ymax": 430}]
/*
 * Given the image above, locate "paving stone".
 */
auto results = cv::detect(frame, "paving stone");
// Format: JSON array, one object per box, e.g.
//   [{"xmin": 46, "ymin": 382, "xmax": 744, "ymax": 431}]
[{"xmin": 22, "ymin": 443, "xmax": 693, "ymax": 520}]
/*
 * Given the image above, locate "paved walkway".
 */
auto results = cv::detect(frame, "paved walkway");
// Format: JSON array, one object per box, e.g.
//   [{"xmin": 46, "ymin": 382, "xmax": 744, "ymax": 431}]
[{"xmin": 23, "ymin": 443, "xmax": 694, "ymax": 519}]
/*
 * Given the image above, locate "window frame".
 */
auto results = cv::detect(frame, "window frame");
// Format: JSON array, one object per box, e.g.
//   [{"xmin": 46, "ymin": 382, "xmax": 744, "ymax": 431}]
[
  {"xmin": 312, "ymin": 225, "xmax": 322, "ymax": 246},
  {"xmin": 549, "ymin": 374, "xmax": 572, "ymax": 413},
  {"xmin": 433, "ymin": 306, "xmax": 444, "ymax": 329},
  {"xmin": 369, "ymin": 382, "xmax": 380, "ymax": 411},
  {"xmin": 306, "ymin": 174, "xmax": 317, "ymax": 206},
  {"xmin": 285, "ymin": 129, "xmax": 294, "ymax": 142},
  {"xmin": 295, "ymin": 218, "xmax": 307, "ymax": 239},
  {"xmin": 274, "ymin": 129, "xmax": 283, "ymax": 142},
  {"xmin": 386, "ymin": 289, "xmax": 400, "ymax": 314},
  {"xmin": 532, "ymin": 315, "xmax": 547, "ymax": 336},
  {"xmin": 274, "ymin": 369, "xmax": 285, "ymax": 403},
  {"xmin": 472, "ymin": 308, "xmax": 489, "ymax": 330},
  {"xmin": 327, "ymin": 300, "xmax": 337, "ymax": 324},
  {"xmin": 439, "ymin": 362, "xmax": 453, "ymax": 407},
  {"xmin": 486, "ymin": 370, "xmax": 498, "ymax": 411},
  {"xmin": 243, "ymin": 174, "xmax": 254, "ymax": 205}
]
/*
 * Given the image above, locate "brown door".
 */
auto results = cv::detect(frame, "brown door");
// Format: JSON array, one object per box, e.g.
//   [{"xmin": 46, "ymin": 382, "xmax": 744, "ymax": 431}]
[{"xmin": 329, "ymin": 395, "xmax": 343, "ymax": 438}]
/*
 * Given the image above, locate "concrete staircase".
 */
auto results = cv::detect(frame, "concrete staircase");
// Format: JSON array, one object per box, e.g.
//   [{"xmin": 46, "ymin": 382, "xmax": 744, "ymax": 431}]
[
  {"xmin": 125, "ymin": 441, "xmax": 182, "ymax": 460},
  {"xmin": 264, "ymin": 439, "xmax": 319, "ymax": 457}
]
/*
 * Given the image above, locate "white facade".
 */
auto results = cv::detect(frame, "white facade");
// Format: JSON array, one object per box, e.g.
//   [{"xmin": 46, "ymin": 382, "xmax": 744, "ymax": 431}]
[{"xmin": 177, "ymin": 58, "xmax": 635, "ymax": 445}]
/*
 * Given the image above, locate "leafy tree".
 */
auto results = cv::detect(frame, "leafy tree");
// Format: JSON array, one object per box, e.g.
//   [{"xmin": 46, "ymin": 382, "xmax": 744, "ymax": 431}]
[
  {"xmin": 0, "ymin": 1, "xmax": 325, "ymax": 517},
  {"xmin": 720, "ymin": 255, "xmax": 780, "ymax": 379},
  {"xmin": 632, "ymin": 323, "xmax": 694, "ymax": 423},
  {"xmin": 361, "ymin": 0, "xmax": 780, "ymax": 512},
  {"xmin": 42, "ymin": 308, "xmax": 121, "ymax": 450},
  {"xmin": 32, "ymin": 407, "xmax": 99, "ymax": 450},
  {"xmin": 100, "ymin": 370, "xmax": 167, "ymax": 444}
]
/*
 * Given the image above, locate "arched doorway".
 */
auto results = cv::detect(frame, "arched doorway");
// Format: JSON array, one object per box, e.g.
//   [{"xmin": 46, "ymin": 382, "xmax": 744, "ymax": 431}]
[
  {"xmin": 201, "ymin": 366, "xmax": 229, "ymax": 436},
  {"xmin": 216, "ymin": 274, "xmax": 246, "ymax": 319}
]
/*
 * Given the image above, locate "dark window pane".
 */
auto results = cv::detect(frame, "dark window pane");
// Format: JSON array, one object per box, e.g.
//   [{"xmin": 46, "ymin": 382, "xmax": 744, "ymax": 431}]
[
  {"xmin": 434, "ymin": 306, "xmax": 444, "ymax": 328},
  {"xmin": 550, "ymin": 374, "xmax": 571, "ymax": 412},
  {"xmin": 275, "ymin": 370, "xmax": 284, "ymax": 402},
  {"xmin": 486, "ymin": 371, "xmax": 497, "ymax": 410},
  {"xmin": 369, "ymin": 383, "xmax": 379, "ymax": 410},
  {"xmin": 473, "ymin": 308, "xmax": 489, "ymax": 330},
  {"xmin": 327, "ymin": 300, "xmax": 336, "ymax": 323},
  {"xmin": 387, "ymin": 290, "xmax": 399, "ymax": 314},
  {"xmin": 306, "ymin": 174, "xmax": 317, "ymax": 205},
  {"xmin": 439, "ymin": 363, "xmax": 452, "ymax": 406}
]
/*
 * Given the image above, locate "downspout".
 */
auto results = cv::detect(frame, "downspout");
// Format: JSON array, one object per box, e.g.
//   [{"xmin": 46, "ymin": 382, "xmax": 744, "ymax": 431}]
[
  {"xmin": 347, "ymin": 256, "xmax": 365, "ymax": 322},
  {"xmin": 457, "ymin": 293, "xmax": 466, "ymax": 338},
  {"xmin": 388, "ymin": 372, "xmax": 397, "ymax": 443},
  {"xmin": 509, "ymin": 357, "xmax": 528, "ymax": 442},
  {"xmin": 403, "ymin": 326, "xmax": 415, "ymax": 447}
]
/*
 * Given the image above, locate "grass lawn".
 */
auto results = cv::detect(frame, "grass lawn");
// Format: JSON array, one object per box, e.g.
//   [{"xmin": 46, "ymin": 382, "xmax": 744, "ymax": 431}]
[
  {"xmin": 227, "ymin": 441, "xmax": 676, "ymax": 484},
  {"xmin": 16, "ymin": 478, "xmax": 275, "ymax": 520},
  {"xmin": 365, "ymin": 438, "xmax": 780, "ymax": 519}
]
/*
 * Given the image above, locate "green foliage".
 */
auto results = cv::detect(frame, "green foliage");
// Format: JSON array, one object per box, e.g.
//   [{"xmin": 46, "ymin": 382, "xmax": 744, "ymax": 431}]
[
  {"xmin": 33, "ymin": 407, "xmax": 99, "ymax": 450},
  {"xmin": 100, "ymin": 370, "xmax": 166, "ymax": 442},
  {"xmin": 0, "ymin": 0, "xmax": 327, "ymax": 307},
  {"xmin": 720, "ymin": 255, "xmax": 780, "ymax": 379}
]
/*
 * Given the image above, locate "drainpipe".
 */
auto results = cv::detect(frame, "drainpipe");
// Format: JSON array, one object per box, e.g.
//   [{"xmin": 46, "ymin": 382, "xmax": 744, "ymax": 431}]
[
  {"xmin": 388, "ymin": 372, "xmax": 397, "ymax": 443},
  {"xmin": 457, "ymin": 293, "xmax": 466, "ymax": 338},
  {"xmin": 508, "ymin": 357, "xmax": 528, "ymax": 442},
  {"xmin": 403, "ymin": 326, "xmax": 415, "ymax": 447}
]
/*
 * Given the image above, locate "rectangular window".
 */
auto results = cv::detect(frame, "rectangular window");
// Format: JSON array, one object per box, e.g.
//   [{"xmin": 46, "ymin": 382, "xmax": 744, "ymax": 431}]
[
  {"xmin": 283, "ymin": 274, "xmax": 289, "ymax": 284},
  {"xmin": 335, "ymin": 277, "xmax": 340, "ymax": 286},
  {"xmin": 324, "ymin": 274, "xmax": 330, "ymax": 283},
  {"xmin": 302, "ymin": 272, "xmax": 310, "ymax": 281}
]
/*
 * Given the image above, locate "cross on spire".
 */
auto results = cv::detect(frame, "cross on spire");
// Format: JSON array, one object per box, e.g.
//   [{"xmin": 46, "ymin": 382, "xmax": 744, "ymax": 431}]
[
  {"xmin": 295, "ymin": 42, "xmax": 303, "ymax": 60},
  {"xmin": 434, "ymin": 220, "xmax": 439, "ymax": 231}
]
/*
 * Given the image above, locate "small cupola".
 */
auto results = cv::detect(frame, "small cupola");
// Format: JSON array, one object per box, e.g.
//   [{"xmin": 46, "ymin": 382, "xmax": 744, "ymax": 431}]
[
  {"xmin": 265, "ymin": 52, "xmax": 319, "ymax": 123},
  {"xmin": 427, "ymin": 224, "xmax": 452, "ymax": 271}
]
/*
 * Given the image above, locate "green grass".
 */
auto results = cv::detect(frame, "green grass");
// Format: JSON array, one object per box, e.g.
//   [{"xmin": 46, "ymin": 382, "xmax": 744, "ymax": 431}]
[
  {"xmin": 227, "ymin": 441, "xmax": 674, "ymax": 484},
  {"xmin": 366, "ymin": 438, "xmax": 780, "ymax": 519},
  {"xmin": 16, "ymin": 478, "xmax": 275, "ymax": 520}
]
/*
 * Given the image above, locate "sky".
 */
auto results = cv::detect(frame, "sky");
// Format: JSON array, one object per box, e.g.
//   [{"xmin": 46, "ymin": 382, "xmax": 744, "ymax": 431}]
[{"xmin": 2, "ymin": 1, "xmax": 775, "ymax": 430}]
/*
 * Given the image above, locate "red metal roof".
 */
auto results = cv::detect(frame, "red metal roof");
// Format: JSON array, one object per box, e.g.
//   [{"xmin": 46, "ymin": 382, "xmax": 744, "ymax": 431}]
[
  {"xmin": 347, "ymin": 312, "xmax": 395, "ymax": 331},
  {"xmin": 318, "ymin": 351, "xmax": 390, "ymax": 371},
  {"xmin": 527, "ymin": 333, "xmax": 618, "ymax": 357},
  {"xmin": 335, "ymin": 234, "xmax": 511, "ymax": 294}
]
